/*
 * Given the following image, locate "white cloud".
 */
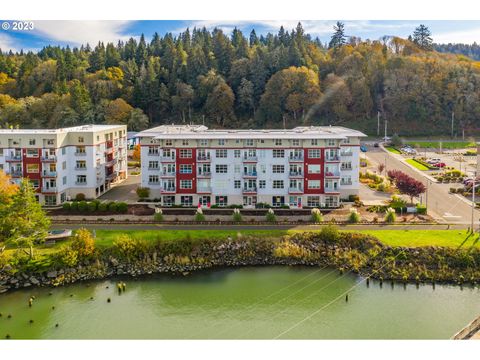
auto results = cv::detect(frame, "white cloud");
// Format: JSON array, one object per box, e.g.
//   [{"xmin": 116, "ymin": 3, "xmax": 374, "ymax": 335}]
[
  {"xmin": 33, "ymin": 20, "xmax": 135, "ymax": 46},
  {"xmin": 433, "ymin": 28, "xmax": 480, "ymax": 44},
  {"xmin": 0, "ymin": 32, "xmax": 19, "ymax": 52}
]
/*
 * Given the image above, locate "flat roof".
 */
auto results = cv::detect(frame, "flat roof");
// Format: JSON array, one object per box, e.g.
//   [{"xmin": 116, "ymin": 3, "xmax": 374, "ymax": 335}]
[
  {"xmin": 137, "ymin": 124, "xmax": 367, "ymax": 140},
  {"xmin": 0, "ymin": 124, "xmax": 126, "ymax": 135}
]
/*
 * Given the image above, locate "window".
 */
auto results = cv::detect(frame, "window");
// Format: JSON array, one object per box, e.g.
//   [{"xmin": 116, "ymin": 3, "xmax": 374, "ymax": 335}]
[
  {"xmin": 308, "ymin": 149, "xmax": 320, "ymax": 158},
  {"xmin": 62, "ymin": 148, "xmax": 66, "ymax": 155},
  {"xmin": 343, "ymin": 137, "xmax": 351, "ymax": 144},
  {"xmin": 215, "ymin": 164, "xmax": 228, "ymax": 173},
  {"xmin": 216, "ymin": 149, "xmax": 228, "ymax": 158},
  {"xmin": 149, "ymin": 161, "xmax": 159, "ymax": 169},
  {"xmin": 76, "ymin": 175, "xmax": 87, "ymax": 184},
  {"xmin": 26, "ymin": 149, "xmax": 39, "ymax": 157},
  {"xmin": 215, "ymin": 196, "xmax": 228, "ymax": 207},
  {"xmin": 63, "ymin": 176, "xmax": 67, "ymax": 185},
  {"xmin": 199, "ymin": 139, "xmax": 209, "ymax": 146},
  {"xmin": 259, "ymin": 180, "xmax": 266, "ymax": 189},
  {"xmin": 272, "ymin": 180, "xmax": 284, "ymax": 189},
  {"xmin": 218, "ymin": 139, "xmax": 226, "ymax": 146},
  {"xmin": 26, "ymin": 164, "xmax": 39, "ymax": 173},
  {"xmin": 308, "ymin": 180, "xmax": 321, "ymax": 189},
  {"xmin": 341, "ymin": 162, "xmax": 352, "ymax": 171},
  {"xmin": 148, "ymin": 175, "xmax": 159, "ymax": 184},
  {"xmin": 327, "ymin": 139, "xmax": 336, "ymax": 146},
  {"xmin": 76, "ymin": 146, "xmax": 86, "ymax": 154},
  {"xmin": 234, "ymin": 165, "xmax": 240, "ymax": 173},
  {"xmin": 179, "ymin": 164, "xmax": 192, "ymax": 174},
  {"xmin": 274, "ymin": 139, "xmax": 282, "ymax": 146},
  {"xmin": 260, "ymin": 164, "xmax": 266, "ymax": 174},
  {"xmin": 272, "ymin": 149, "xmax": 285, "ymax": 158},
  {"xmin": 272, "ymin": 165, "xmax": 285, "ymax": 174},
  {"xmin": 311, "ymin": 139, "xmax": 318, "ymax": 146},
  {"xmin": 341, "ymin": 176, "xmax": 352, "ymax": 186},
  {"xmin": 179, "ymin": 149, "xmax": 192, "ymax": 158},
  {"xmin": 30, "ymin": 179, "xmax": 39, "ymax": 189},
  {"xmin": 234, "ymin": 150, "xmax": 241, "ymax": 158},
  {"xmin": 180, "ymin": 180, "xmax": 192, "ymax": 189},
  {"xmin": 292, "ymin": 139, "xmax": 300, "ymax": 146},
  {"xmin": 165, "ymin": 139, "xmax": 173, "ymax": 146},
  {"xmin": 78, "ymin": 136, "xmax": 84, "ymax": 143},
  {"xmin": 181, "ymin": 196, "xmax": 193, "ymax": 206},
  {"xmin": 76, "ymin": 160, "xmax": 86, "ymax": 169},
  {"xmin": 272, "ymin": 196, "xmax": 285, "ymax": 207},
  {"xmin": 62, "ymin": 161, "xmax": 66, "ymax": 170},
  {"xmin": 163, "ymin": 196, "xmax": 175, "ymax": 206},
  {"xmin": 307, "ymin": 196, "xmax": 321, "ymax": 207},
  {"xmin": 163, "ymin": 148, "xmax": 174, "ymax": 158},
  {"xmin": 308, "ymin": 164, "xmax": 321, "ymax": 174},
  {"xmin": 182, "ymin": 139, "xmax": 189, "ymax": 146},
  {"xmin": 245, "ymin": 139, "xmax": 254, "ymax": 146},
  {"xmin": 234, "ymin": 180, "xmax": 241, "ymax": 189},
  {"xmin": 47, "ymin": 139, "xmax": 54, "ymax": 145},
  {"xmin": 29, "ymin": 139, "xmax": 36, "ymax": 145}
]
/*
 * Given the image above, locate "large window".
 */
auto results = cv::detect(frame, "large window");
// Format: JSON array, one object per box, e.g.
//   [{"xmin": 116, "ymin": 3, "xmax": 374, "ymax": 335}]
[
  {"xmin": 259, "ymin": 180, "xmax": 266, "ymax": 189},
  {"xmin": 272, "ymin": 165, "xmax": 285, "ymax": 174},
  {"xmin": 341, "ymin": 162, "xmax": 352, "ymax": 170},
  {"xmin": 216, "ymin": 149, "xmax": 228, "ymax": 158},
  {"xmin": 148, "ymin": 161, "xmax": 159, "ymax": 169},
  {"xmin": 308, "ymin": 180, "xmax": 321, "ymax": 189},
  {"xmin": 148, "ymin": 175, "xmax": 159, "ymax": 184},
  {"xmin": 27, "ymin": 164, "xmax": 39, "ymax": 173},
  {"xmin": 179, "ymin": 164, "xmax": 192, "ymax": 174},
  {"xmin": 274, "ymin": 139, "xmax": 282, "ymax": 146},
  {"xmin": 181, "ymin": 196, "xmax": 193, "ymax": 206},
  {"xmin": 308, "ymin": 164, "xmax": 321, "ymax": 174},
  {"xmin": 180, "ymin": 180, "xmax": 192, "ymax": 189},
  {"xmin": 215, "ymin": 164, "xmax": 228, "ymax": 173},
  {"xmin": 76, "ymin": 175, "xmax": 87, "ymax": 184},
  {"xmin": 327, "ymin": 139, "xmax": 336, "ymax": 146},
  {"xmin": 272, "ymin": 180, "xmax": 284, "ymax": 189},
  {"xmin": 272, "ymin": 149, "xmax": 285, "ymax": 158},
  {"xmin": 148, "ymin": 146, "xmax": 159, "ymax": 155},
  {"xmin": 215, "ymin": 196, "xmax": 228, "ymax": 207},
  {"xmin": 26, "ymin": 149, "xmax": 38, "ymax": 157},
  {"xmin": 76, "ymin": 160, "xmax": 86, "ymax": 169},
  {"xmin": 308, "ymin": 149, "xmax": 320, "ymax": 158},
  {"xmin": 234, "ymin": 180, "xmax": 241, "ymax": 189},
  {"xmin": 234, "ymin": 150, "xmax": 241, "ymax": 158},
  {"xmin": 307, "ymin": 196, "xmax": 321, "ymax": 207},
  {"xmin": 179, "ymin": 149, "xmax": 192, "ymax": 158}
]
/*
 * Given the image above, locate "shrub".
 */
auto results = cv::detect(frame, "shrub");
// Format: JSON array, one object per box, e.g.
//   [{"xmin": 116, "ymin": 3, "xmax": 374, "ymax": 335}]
[
  {"xmin": 154, "ymin": 208, "xmax": 163, "ymax": 222},
  {"xmin": 232, "ymin": 208, "xmax": 242, "ymax": 222},
  {"xmin": 320, "ymin": 225, "xmax": 339, "ymax": 244},
  {"xmin": 348, "ymin": 208, "xmax": 361, "ymax": 223},
  {"xmin": 58, "ymin": 246, "xmax": 79, "ymax": 267},
  {"xmin": 77, "ymin": 201, "xmax": 88, "ymax": 212},
  {"xmin": 62, "ymin": 202, "xmax": 71, "ymax": 211},
  {"xmin": 71, "ymin": 228, "xmax": 95, "ymax": 258},
  {"xmin": 311, "ymin": 208, "xmax": 323, "ymax": 223},
  {"xmin": 75, "ymin": 193, "xmax": 86, "ymax": 201},
  {"xmin": 70, "ymin": 201, "xmax": 79, "ymax": 211},
  {"xmin": 136, "ymin": 187, "xmax": 150, "ymax": 199},
  {"xmin": 384, "ymin": 207, "xmax": 396, "ymax": 223},
  {"xmin": 87, "ymin": 201, "xmax": 97, "ymax": 212},
  {"xmin": 255, "ymin": 202, "xmax": 271, "ymax": 209},
  {"xmin": 107, "ymin": 202, "xmax": 118, "ymax": 212},
  {"xmin": 416, "ymin": 204, "xmax": 427, "ymax": 215},
  {"xmin": 116, "ymin": 202, "xmax": 128, "ymax": 213},
  {"xmin": 348, "ymin": 194, "xmax": 360, "ymax": 202},
  {"xmin": 265, "ymin": 208, "xmax": 276, "ymax": 222},
  {"xmin": 194, "ymin": 208, "xmax": 206, "ymax": 222},
  {"xmin": 98, "ymin": 202, "xmax": 108, "ymax": 212},
  {"xmin": 390, "ymin": 195, "xmax": 407, "ymax": 209},
  {"xmin": 113, "ymin": 235, "xmax": 147, "ymax": 261}
]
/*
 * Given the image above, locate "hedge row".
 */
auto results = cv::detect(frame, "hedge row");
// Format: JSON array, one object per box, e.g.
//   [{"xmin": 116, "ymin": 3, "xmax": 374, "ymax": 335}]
[{"xmin": 62, "ymin": 200, "xmax": 128, "ymax": 213}]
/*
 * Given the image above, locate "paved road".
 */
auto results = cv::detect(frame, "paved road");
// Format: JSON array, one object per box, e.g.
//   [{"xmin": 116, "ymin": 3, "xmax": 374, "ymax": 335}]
[
  {"xmin": 98, "ymin": 170, "xmax": 140, "ymax": 203},
  {"xmin": 366, "ymin": 145, "xmax": 480, "ymax": 225},
  {"xmin": 50, "ymin": 223, "xmax": 467, "ymax": 231}
]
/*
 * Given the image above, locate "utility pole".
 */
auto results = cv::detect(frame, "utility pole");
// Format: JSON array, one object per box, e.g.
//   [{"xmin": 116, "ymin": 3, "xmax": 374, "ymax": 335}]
[
  {"xmin": 451, "ymin": 111, "xmax": 454, "ymax": 139},
  {"xmin": 425, "ymin": 180, "xmax": 429, "ymax": 215},
  {"xmin": 384, "ymin": 118, "xmax": 388, "ymax": 142},
  {"xmin": 377, "ymin": 111, "xmax": 380, "ymax": 136},
  {"xmin": 472, "ymin": 171, "xmax": 476, "ymax": 232}
]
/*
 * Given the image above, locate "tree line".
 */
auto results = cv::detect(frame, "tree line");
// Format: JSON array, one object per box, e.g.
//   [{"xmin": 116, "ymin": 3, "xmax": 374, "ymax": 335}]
[{"xmin": 1, "ymin": 23, "xmax": 480, "ymax": 136}]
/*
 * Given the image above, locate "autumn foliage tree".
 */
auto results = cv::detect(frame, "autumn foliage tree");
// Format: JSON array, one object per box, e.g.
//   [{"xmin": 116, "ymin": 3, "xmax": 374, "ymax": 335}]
[{"xmin": 387, "ymin": 170, "xmax": 426, "ymax": 204}]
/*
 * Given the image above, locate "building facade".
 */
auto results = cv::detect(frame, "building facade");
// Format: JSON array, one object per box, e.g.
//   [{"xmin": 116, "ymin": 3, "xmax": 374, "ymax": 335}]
[
  {"xmin": 137, "ymin": 125, "xmax": 366, "ymax": 208},
  {"xmin": 0, "ymin": 124, "xmax": 128, "ymax": 205}
]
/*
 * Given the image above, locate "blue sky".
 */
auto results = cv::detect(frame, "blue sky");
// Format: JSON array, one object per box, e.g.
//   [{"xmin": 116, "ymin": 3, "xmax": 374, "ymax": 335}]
[{"xmin": 1, "ymin": 20, "xmax": 480, "ymax": 52}]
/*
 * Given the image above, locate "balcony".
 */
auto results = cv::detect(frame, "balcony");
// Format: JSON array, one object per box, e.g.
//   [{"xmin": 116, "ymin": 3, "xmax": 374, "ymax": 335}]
[
  {"xmin": 242, "ymin": 171, "xmax": 258, "ymax": 178},
  {"xmin": 105, "ymin": 158, "xmax": 117, "ymax": 167},
  {"xmin": 341, "ymin": 166, "xmax": 353, "ymax": 171},
  {"xmin": 161, "ymin": 187, "xmax": 176, "ymax": 193},
  {"xmin": 325, "ymin": 154, "xmax": 340, "ymax": 162},
  {"xmin": 324, "ymin": 185, "xmax": 340, "ymax": 193},
  {"xmin": 9, "ymin": 170, "xmax": 23, "ymax": 177},
  {"xmin": 243, "ymin": 155, "xmax": 258, "ymax": 162},
  {"xmin": 75, "ymin": 166, "xmax": 87, "ymax": 171},
  {"xmin": 75, "ymin": 152, "xmax": 87, "ymax": 156},
  {"xmin": 42, "ymin": 170, "xmax": 57, "ymax": 177},
  {"xmin": 242, "ymin": 187, "xmax": 257, "ymax": 194},
  {"xmin": 288, "ymin": 155, "xmax": 304, "ymax": 162},
  {"xmin": 160, "ymin": 156, "xmax": 175, "ymax": 162},
  {"xmin": 197, "ymin": 186, "xmax": 212, "ymax": 193},
  {"xmin": 160, "ymin": 171, "xmax": 176, "ymax": 177},
  {"xmin": 106, "ymin": 140, "xmax": 113, "ymax": 149},
  {"xmin": 43, "ymin": 187, "xmax": 57, "ymax": 193},
  {"xmin": 340, "ymin": 179, "xmax": 353, "ymax": 186},
  {"xmin": 41, "ymin": 155, "xmax": 57, "ymax": 162},
  {"xmin": 197, "ymin": 154, "xmax": 211, "ymax": 162},
  {"xmin": 325, "ymin": 171, "xmax": 340, "ymax": 178},
  {"xmin": 105, "ymin": 147, "xmax": 114, "ymax": 155},
  {"xmin": 106, "ymin": 173, "xmax": 117, "ymax": 181},
  {"xmin": 148, "ymin": 166, "xmax": 161, "ymax": 171},
  {"xmin": 289, "ymin": 171, "xmax": 303, "ymax": 177},
  {"xmin": 288, "ymin": 187, "xmax": 304, "ymax": 194},
  {"xmin": 5, "ymin": 154, "xmax": 22, "ymax": 162},
  {"xmin": 340, "ymin": 150, "xmax": 353, "ymax": 156},
  {"xmin": 197, "ymin": 171, "xmax": 211, "ymax": 177},
  {"xmin": 148, "ymin": 181, "xmax": 160, "ymax": 186},
  {"xmin": 148, "ymin": 152, "xmax": 160, "ymax": 156}
]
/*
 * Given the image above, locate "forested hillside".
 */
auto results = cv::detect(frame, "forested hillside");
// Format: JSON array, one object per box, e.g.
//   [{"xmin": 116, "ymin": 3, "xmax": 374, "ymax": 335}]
[{"xmin": 1, "ymin": 22, "xmax": 480, "ymax": 136}]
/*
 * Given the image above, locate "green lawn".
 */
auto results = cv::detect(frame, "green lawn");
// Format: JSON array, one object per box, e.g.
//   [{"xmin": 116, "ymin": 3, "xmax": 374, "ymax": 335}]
[
  {"xmin": 405, "ymin": 141, "xmax": 476, "ymax": 149},
  {"xmin": 353, "ymin": 229, "xmax": 479, "ymax": 248},
  {"xmin": 385, "ymin": 146, "xmax": 402, "ymax": 154},
  {"xmin": 405, "ymin": 158, "xmax": 430, "ymax": 171}
]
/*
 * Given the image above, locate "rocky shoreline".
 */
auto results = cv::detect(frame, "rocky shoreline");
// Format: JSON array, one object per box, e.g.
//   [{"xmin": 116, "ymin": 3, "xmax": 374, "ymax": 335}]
[{"xmin": 1, "ymin": 232, "xmax": 480, "ymax": 293}]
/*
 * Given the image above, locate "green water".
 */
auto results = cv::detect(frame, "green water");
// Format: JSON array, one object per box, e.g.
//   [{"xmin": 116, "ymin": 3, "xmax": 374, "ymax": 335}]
[{"xmin": 0, "ymin": 266, "xmax": 479, "ymax": 339}]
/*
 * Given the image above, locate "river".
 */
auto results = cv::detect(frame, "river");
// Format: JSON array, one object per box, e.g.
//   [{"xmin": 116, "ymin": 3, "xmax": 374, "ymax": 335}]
[{"xmin": 1, "ymin": 266, "xmax": 479, "ymax": 339}]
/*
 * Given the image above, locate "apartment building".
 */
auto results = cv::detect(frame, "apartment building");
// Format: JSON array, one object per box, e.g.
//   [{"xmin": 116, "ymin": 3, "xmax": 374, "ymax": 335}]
[
  {"xmin": 137, "ymin": 125, "xmax": 366, "ymax": 208},
  {"xmin": 0, "ymin": 124, "xmax": 128, "ymax": 205}
]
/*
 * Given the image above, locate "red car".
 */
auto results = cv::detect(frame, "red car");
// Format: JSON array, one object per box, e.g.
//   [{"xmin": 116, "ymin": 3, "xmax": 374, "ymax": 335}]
[{"xmin": 433, "ymin": 162, "xmax": 446, "ymax": 168}]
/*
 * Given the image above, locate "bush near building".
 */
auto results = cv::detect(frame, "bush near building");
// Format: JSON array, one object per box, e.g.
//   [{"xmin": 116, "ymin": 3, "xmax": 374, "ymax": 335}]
[
  {"xmin": 61, "ymin": 201, "xmax": 128, "ymax": 214},
  {"xmin": 136, "ymin": 187, "xmax": 150, "ymax": 199}
]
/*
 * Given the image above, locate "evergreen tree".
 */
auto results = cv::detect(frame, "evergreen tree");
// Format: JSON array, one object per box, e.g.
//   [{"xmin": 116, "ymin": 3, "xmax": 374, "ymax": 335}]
[
  {"xmin": 105, "ymin": 43, "xmax": 121, "ymax": 68},
  {"xmin": 328, "ymin": 21, "xmax": 347, "ymax": 49},
  {"xmin": 412, "ymin": 24, "xmax": 433, "ymax": 51},
  {"xmin": 249, "ymin": 29, "xmax": 259, "ymax": 47}
]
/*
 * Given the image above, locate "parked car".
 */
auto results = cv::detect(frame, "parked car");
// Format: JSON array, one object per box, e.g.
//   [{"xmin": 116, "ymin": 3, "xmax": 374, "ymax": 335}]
[
  {"xmin": 373, "ymin": 143, "xmax": 379, "ymax": 148},
  {"xmin": 433, "ymin": 162, "xmax": 446, "ymax": 168},
  {"xmin": 463, "ymin": 178, "xmax": 473, "ymax": 185},
  {"xmin": 427, "ymin": 158, "xmax": 441, "ymax": 164},
  {"xmin": 360, "ymin": 145, "xmax": 368, "ymax": 152}
]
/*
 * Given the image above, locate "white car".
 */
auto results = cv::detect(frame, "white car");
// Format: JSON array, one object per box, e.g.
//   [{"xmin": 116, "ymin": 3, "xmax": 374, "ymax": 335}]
[{"xmin": 427, "ymin": 158, "xmax": 441, "ymax": 164}]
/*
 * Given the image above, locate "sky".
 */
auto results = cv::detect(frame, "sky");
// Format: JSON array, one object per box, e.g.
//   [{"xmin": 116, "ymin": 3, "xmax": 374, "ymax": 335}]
[{"xmin": 1, "ymin": 20, "xmax": 480, "ymax": 52}]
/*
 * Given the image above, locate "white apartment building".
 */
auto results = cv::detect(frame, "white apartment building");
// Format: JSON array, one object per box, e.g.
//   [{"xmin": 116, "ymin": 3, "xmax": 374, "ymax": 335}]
[
  {"xmin": 137, "ymin": 124, "xmax": 366, "ymax": 208},
  {"xmin": 0, "ymin": 124, "xmax": 128, "ymax": 205}
]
